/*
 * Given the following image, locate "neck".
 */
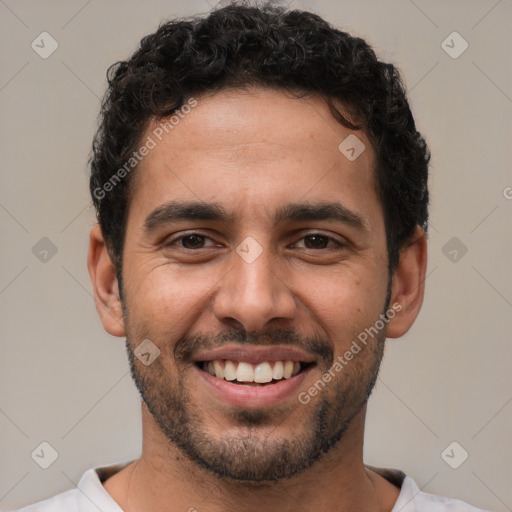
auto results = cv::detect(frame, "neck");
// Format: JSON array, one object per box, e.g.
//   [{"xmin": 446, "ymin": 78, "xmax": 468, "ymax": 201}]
[{"xmin": 105, "ymin": 403, "xmax": 398, "ymax": 512}]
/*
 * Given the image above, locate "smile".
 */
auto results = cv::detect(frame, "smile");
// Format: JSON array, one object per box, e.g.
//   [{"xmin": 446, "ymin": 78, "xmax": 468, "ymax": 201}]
[
  {"xmin": 196, "ymin": 359, "xmax": 315, "ymax": 386},
  {"xmin": 194, "ymin": 360, "xmax": 316, "ymax": 409}
]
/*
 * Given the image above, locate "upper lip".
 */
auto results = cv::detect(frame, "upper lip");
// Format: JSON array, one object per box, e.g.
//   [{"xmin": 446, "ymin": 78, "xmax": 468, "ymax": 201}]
[{"xmin": 192, "ymin": 345, "xmax": 317, "ymax": 364}]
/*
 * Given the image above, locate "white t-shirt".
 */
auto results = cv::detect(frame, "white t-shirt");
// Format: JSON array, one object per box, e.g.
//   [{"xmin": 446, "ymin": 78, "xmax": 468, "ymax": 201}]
[{"xmin": 11, "ymin": 460, "xmax": 488, "ymax": 512}]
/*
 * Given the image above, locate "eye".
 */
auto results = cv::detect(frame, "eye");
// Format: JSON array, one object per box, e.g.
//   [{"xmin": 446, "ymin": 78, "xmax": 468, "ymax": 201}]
[
  {"xmin": 181, "ymin": 234, "xmax": 207, "ymax": 249},
  {"xmin": 166, "ymin": 233, "xmax": 217, "ymax": 250},
  {"xmin": 293, "ymin": 234, "xmax": 342, "ymax": 250}
]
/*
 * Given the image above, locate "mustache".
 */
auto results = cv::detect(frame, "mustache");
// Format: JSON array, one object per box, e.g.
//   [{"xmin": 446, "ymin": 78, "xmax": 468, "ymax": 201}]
[{"xmin": 174, "ymin": 327, "xmax": 333, "ymax": 366}]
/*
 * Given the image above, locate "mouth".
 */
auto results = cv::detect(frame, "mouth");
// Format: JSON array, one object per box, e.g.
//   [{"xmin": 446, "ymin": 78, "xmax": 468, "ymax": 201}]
[
  {"xmin": 193, "ymin": 356, "xmax": 317, "ymax": 409},
  {"xmin": 195, "ymin": 359, "xmax": 316, "ymax": 387}
]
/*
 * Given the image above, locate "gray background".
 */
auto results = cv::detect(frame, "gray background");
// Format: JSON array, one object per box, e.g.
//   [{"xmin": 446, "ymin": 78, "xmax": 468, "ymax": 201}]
[{"xmin": 1, "ymin": 0, "xmax": 511, "ymax": 510}]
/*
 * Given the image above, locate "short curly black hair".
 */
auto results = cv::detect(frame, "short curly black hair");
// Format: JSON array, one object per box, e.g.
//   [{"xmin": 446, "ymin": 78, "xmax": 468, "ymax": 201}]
[{"xmin": 90, "ymin": 1, "xmax": 429, "ymax": 290}]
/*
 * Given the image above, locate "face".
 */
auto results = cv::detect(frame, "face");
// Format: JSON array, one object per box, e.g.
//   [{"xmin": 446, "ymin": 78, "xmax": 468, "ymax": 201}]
[{"xmin": 115, "ymin": 88, "xmax": 394, "ymax": 481}]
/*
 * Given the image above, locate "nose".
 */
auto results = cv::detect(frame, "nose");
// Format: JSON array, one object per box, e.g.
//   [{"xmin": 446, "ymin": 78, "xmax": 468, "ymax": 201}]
[{"xmin": 213, "ymin": 244, "xmax": 297, "ymax": 332}]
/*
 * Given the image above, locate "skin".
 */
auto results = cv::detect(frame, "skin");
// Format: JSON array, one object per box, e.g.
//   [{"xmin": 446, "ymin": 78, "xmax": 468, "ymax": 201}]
[{"xmin": 88, "ymin": 87, "xmax": 427, "ymax": 512}]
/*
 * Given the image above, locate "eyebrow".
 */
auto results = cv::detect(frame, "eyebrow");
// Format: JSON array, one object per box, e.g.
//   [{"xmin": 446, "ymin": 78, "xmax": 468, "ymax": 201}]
[
  {"xmin": 275, "ymin": 202, "xmax": 368, "ymax": 231},
  {"xmin": 143, "ymin": 200, "xmax": 368, "ymax": 233},
  {"xmin": 144, "ymin": 201, "xmax": 232, "ymax": 233}
]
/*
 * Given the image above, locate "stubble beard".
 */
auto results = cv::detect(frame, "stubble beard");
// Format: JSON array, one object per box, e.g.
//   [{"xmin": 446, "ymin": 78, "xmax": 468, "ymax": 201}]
[{"xmin": 124, "ymin": 324, "xmax": 386, "ymax": 483}]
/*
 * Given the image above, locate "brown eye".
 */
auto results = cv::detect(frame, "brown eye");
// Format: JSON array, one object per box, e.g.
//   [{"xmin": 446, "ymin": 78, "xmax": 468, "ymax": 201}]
[
  {"xmin": 180, "ymin": 234, "xmax": 206, "ymax": 249},
  {"xmin": 303, "ymin": 234, "xmax": 329, "ymax": 249}
]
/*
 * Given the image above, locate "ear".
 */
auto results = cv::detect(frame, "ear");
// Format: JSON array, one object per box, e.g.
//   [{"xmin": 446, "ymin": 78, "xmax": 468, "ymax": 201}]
[
  {"xmin": 386, "ymin": 226, "xmax": 428, "ymax": 338},
  {"xmin": 87, "ymin": 224, "xmax": 126, "ymax": 337}
]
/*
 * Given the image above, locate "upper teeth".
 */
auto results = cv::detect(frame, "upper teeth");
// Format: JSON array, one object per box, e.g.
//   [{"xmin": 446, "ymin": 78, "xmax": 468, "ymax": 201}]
[{"xmin": 204, "ymin": 360, "xmax": 302, "ymax": 383}]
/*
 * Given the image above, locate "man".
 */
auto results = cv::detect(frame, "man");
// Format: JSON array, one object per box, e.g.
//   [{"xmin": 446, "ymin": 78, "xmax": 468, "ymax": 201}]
[{"xmin": 14, "ymin": 2, "xmax": 487, "ymax": 511}]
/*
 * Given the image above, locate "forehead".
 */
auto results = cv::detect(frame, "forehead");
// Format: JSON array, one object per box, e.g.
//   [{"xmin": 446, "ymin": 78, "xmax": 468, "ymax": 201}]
[{"xmin": 128, "ymin": 87, "xmax": 381, "ymax": 227}]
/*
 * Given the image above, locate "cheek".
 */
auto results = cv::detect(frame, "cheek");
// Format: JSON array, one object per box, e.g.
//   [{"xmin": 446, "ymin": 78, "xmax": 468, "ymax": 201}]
[
  {"xmin": 298, "ymin": 261, "xmax": 387, "ymax": 345},
  {"xmin": 124, "ymin": 264, "xmax": 220, "ymax": 339}
]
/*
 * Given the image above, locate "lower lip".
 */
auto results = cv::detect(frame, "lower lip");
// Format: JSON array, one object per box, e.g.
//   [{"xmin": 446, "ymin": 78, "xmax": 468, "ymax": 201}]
[{"xmin": 195, "ymin": 364, "xmax": 315, "ymax": 409}]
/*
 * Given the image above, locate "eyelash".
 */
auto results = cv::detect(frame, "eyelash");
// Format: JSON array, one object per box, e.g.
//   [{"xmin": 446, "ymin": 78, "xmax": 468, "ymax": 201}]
[
  {"xmin": 166, "ymin": 233, "xmax": 219, "ymax": 249},
  {"xmin": 164, "ymin": 232, "xmax": 345, "ymax": 250}
]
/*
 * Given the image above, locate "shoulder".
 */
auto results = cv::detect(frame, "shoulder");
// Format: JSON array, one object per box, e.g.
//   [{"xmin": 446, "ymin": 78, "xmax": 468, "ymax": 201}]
[
  {"xmin": 397, "ymin": 475, "xmax": 490, "ymax": 512},
  {"xmin": 366, "ymin": 465, "xmax": 489, "ymax": 512},
  {"xmin": 9, "ymin": 488, "xmax": 80, "ymax": 512},
  {"xmin": 8, "ymin": 461, "xmax": 134, "ymax": 512}
]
